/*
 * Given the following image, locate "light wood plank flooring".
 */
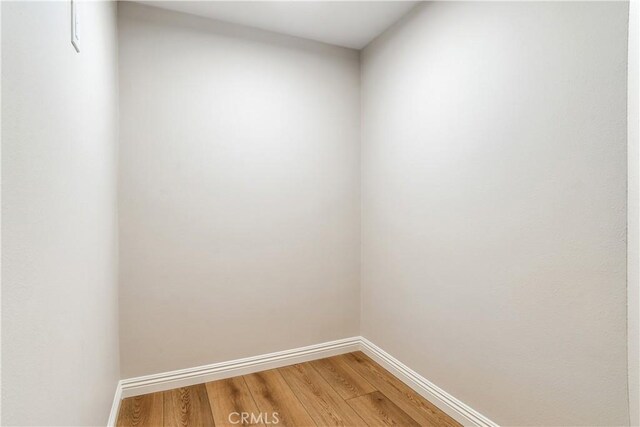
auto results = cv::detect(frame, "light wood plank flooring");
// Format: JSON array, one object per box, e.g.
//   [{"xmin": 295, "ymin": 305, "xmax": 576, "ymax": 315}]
[{"xmin": 116, "ymin": 351, "xmax": 461, "ymax": 427}]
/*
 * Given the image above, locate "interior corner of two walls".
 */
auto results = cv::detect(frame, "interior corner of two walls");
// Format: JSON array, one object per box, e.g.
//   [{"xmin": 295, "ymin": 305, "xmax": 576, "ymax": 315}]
[
  {"xmin": 116, "ymin": 1, "xmax": 633, "ymax": 425},
  {"xmin": 0, "ymin": 1, "xmax": 627, "ymax": 426},
  {"xmin": 0, "ymin": 0, "xmax": 635, "ymax": 425}
]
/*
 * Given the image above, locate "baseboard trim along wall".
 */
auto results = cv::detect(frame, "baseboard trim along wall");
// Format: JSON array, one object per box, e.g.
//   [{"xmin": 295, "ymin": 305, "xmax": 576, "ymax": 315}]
[
  {"xmin": 359, "ymin": 337, "xmax": 498, "ymax": 427},
  {"xmin": 108, "ymin": 337, "xmax": 498, "ymax": 427},
  {"xmin": 107, "ymin": 382, "xmax": 123, "ymax": 427},
  {"xmin": 119, "ymin": 337, "xmax": 361, "ymax": 398}
]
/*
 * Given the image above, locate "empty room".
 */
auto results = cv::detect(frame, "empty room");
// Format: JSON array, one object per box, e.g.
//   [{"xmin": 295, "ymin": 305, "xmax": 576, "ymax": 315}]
[{"xmin": 1, "ymin": 0, "xmax": 639, "ymax": 426}]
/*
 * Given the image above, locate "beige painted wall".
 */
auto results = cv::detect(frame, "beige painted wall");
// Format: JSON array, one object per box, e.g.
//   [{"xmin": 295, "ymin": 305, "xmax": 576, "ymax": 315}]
[
  {"xmin": 117, "ymin": 2, "xmax": 361, "ymax": 377},
  {"xmin": 361, "ymin": 2, "xmax": 629, "ymax": 425},
  {"xmin": 628, "ymin": 1, "xmax": 639, "ymax": 425},
  {"xmin": 1, "ymin": 1, "xmax": 120, "ymax": 425}
]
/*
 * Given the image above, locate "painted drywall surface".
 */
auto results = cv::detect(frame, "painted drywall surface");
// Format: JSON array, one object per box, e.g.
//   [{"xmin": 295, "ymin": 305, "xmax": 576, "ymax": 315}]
[
  {"xmin": 1, "ymin": 1, "xmax": 120, "ymax": 425},
  {"xmin": 629, "ymin": 1, "xmax": 640, "ymax": 425},
  {"xmin": 117, "ymin": 2, "xmax": 360, "ymax": 377},
  {"xmin": 136, "ymin": 1, "xmax": 418, "ymax": 50},
  {"xmin": 361, "ymin": 2, "xmax": 629, "ymax": 425}
]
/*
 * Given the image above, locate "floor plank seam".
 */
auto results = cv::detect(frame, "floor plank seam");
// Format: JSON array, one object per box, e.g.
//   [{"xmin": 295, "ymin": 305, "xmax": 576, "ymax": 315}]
[
  {"xmin": 276, "ymin": 366, "xmax": 320, "ymax": 427},
  {"xmin": 117, "ymin": 352, "xmax": 461, "ymax": 427},
  {"xmin": 306, "ymin": 362, "xmax": 370, "ymax": 426}
]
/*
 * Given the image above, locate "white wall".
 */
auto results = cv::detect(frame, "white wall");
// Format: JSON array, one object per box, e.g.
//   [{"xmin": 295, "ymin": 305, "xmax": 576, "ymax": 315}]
[
  {"xmin": 361, "ymin": 2, "xmax": 629, "ymax": 425},
  {"xmin": 1, "ymin": 1, "xmax": 120, "ymax": 425},
  {"xmin": 117, "ymin": 2, "xmax": 360, "ymax": 377},
  {"xmin": 628, "ymin": 1, "xmax": 639, "ymax": 425}
]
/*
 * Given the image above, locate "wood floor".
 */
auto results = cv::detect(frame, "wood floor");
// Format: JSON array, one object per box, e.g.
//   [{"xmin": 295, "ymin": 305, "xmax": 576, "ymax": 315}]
[{"xmin": 116, "ymin": 351, "xmax": 461, "ymax": 427}]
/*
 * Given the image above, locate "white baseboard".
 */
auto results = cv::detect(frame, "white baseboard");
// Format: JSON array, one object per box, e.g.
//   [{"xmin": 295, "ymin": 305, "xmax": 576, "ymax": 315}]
[
  {"xmin": 109, "ymin": 336, "xmax": 498, "ymax": 427},
  {"xmin": 120, "ymin": 337, "xmax": 360, "ymax": 398},
  {"xmin": 107, "ymin": 380, "xmax": 123, "ymax": 427},
  {"xmin": 359, "ymin": 337, "xmax": 498, "ymax": 427}
]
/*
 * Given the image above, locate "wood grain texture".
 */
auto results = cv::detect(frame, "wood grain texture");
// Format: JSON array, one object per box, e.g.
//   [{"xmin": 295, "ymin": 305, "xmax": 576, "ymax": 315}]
[
  {"xmin": 163, "ymin": 384, "xmax": 214, "ymax": 427},
  {"xmin": 310, "ymin": 356, "xmax": 376, "ymax": 400},
  {"xmin": 206, "ymin": 377, "xmax": 266, "ymax": 427},
  {"xmin": 343, "ymin": 352, "xmax": 462, "ymax": 427},
  {"xmin": 346, "ymin": 391, "xmax": 420, "ymax": 426},
  {"xmin": 279, "ymin": 363, "xmax": 366, "ymax": 426},
  {"xmin": 117, "ymin": 393, "xmax": 163, "ymax": 427},
  {"xmin": 243, "ymin": 369, "xmax": 316, "ymax": 427},
  {"xmin": 116, "ymin": 352, "xmax": 461, "ymax": 427}
]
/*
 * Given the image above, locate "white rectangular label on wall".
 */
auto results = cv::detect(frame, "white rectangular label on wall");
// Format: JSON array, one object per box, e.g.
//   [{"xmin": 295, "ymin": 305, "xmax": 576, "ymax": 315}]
[{"xmin": 71, "ymin": 0, "xmax": 80, "ymax": 52}]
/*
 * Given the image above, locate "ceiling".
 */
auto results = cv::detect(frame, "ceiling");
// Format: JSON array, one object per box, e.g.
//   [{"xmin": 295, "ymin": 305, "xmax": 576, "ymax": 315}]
[{"xmin": 134, "ymin": 1, "xmax": 419, "ymax": 49}]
